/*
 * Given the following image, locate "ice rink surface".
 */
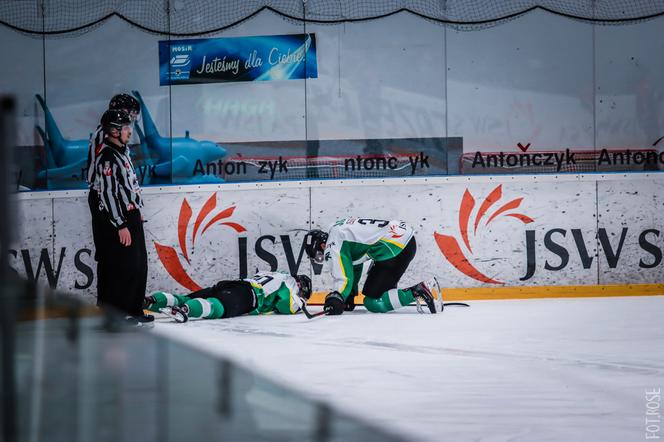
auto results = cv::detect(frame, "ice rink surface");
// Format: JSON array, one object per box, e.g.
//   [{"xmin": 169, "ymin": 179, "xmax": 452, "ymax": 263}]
[{"xmin": 153, "ymin": 296, "xmax": 664, "ymax": 442}]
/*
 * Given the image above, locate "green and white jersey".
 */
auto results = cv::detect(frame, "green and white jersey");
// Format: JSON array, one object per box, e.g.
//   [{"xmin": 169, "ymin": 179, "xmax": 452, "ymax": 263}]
[
  {"xmin": 324, "ymin": 217, "xmax": 414, "ymax": 299},
  {"xmin": 244, "ymin": 271, "xmax": 303, "ymax": 315}
]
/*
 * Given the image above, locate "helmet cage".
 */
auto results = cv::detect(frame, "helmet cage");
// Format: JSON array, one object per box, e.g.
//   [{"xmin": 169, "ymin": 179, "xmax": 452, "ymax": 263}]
[{"xmin": 295, "ymin": 274, "xmax": 312, "ymax": 300}]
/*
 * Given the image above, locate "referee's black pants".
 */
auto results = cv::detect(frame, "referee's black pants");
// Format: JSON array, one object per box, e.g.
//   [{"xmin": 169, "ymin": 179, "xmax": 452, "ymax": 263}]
[
  {"xmin": 88, "ymin": 189, "xmax": 108, "ymax": 306},
  {"xmin": 96, "ymin": 210, "xmax": 148, "ymax": 317},
  {"xmin": 87, "ymin": 189, "xmax": 103, "ymax": 261}
]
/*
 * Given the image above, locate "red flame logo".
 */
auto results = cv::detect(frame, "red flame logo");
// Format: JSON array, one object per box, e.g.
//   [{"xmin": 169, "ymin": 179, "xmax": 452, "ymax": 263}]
[
  {"xmin": 389, "ymin": 224, "xmax": 404, "ymax": 238},
  {"xmin": 154, "ymin": 193, "xmax": 246, "ymax": 291},
  {"xmin": 434, "ymin": 185, "xmax": 534, "ymax": 284}
]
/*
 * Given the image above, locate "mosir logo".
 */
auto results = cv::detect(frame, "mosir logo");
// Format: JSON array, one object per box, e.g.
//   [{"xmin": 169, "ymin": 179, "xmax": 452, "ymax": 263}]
[
  {"xmin": 434, "ymin": 185, "xmax": 534, "ymax": 284},
  {"xmin": 154, "ymin": 193, "xmax": 246, "ymax": 291}
]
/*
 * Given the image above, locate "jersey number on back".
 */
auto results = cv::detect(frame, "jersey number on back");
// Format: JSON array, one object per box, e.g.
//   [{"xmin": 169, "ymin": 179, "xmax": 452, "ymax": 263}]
[
  {"xmin": 254, "ymin": 275, "xmax": 274, "ymax": 286},
  {"xmin": 357, "ymin": 218, "xmax": 389, "ymax": 227}
]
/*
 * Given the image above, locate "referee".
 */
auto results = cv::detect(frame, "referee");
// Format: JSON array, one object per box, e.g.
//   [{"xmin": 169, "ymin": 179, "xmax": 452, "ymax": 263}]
[
  {"xmin": 86, "ymin": 94, "xmax": 140, "ymax": 194},
  {"xmin": 94, "ymin": 109, "xmax": 151, "ymax": 326},
  {"xmin": 87, "ymin": 94, "xmax": 140, "ymax": 303}
]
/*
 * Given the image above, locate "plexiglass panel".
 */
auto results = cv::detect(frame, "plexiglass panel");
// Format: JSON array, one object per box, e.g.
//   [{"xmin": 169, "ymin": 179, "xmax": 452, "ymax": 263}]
[
  {"xmin": 167, "ymin": 10, "xmax": 306, "ymax": 184},
  {"xmin": 447, "ymin": 10, "xmax": 594, "ymax": 174},
  {"xmin": 13, "ymin": 297, "xmax": 404, "ymax": 441},
  {"xmin": 595, "ymin": 16, "xmax": 664, "ymax": 168},
  {"xmin": 3, "ymin": 4, "xmax": 663, "ymax": 190},
  {"xmin": 0, "ymin": 25, "xmax": 44, "ymax": 191},
  {"xmin": 305, "ymin": 14, "xmax": 450, "ymax": 178},
  {"xmin": 43, "ymin": 15, "xmax": 170, "ymax": 189}
]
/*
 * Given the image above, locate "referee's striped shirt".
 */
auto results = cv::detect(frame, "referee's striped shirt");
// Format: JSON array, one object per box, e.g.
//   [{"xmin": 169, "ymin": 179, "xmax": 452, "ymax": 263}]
[
  {"xmin": 95, "ymin": 142, "xmax": 143, "ymax": 229},
  {"xmin": 86, "ymin": 125, "xmax": 104, "ymax": 191}
]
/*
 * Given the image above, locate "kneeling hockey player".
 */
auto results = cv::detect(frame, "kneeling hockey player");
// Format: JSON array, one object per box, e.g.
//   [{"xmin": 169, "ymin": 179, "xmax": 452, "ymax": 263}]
[
  {"xmin": 304, "ymin": 217, "xmax": 439, "ymax": 315},
  {"xmin": 144, "ymin": 271, "xmax": 312, "ymax": 322}
]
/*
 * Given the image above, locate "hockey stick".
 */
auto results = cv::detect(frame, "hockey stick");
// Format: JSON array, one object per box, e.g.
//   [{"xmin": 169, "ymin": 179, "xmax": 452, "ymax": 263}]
[
  {"xmin": 433, "ymin": 277, "xmax": 470, "ymax": 311},
  {"xmin": 301, "ymin": 301, "xmax": 329, "ymax": 319},
  {"xmin": 442, "ymin": 302, "xmax": 470, "ymax": 308}
]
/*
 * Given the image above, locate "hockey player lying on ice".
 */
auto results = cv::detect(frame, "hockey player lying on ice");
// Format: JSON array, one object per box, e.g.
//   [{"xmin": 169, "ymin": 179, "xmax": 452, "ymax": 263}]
[
  {"xmin": 144, "ymin": 271, "xmax": 312, "ymax": 323},
  {"xmin": 303, "ymin": 217, "xmax": 439, "ymax": 315}
]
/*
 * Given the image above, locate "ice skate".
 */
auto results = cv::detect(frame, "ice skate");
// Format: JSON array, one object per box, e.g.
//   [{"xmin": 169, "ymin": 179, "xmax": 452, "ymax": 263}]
[
  {"xmin": 124, "ymin": 315, "xmax": 154, "ymax": 329},
  {"xmin": 160, "ymin": 305, "xmax": 189, "ymax": 323},
  {"xmin": 410, "ymin": 281, "xmax": 438, "ymax": 314},
  {"xmin": 138, "ymin": 313, "xmax": 154, "ymax": 323}
]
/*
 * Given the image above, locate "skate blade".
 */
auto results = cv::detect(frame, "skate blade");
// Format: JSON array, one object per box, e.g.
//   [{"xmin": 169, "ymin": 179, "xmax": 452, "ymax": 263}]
[
  {"xmin": 415, "ymin": 298, "xmax": 425, "ymax": 314},
  {"xmin": 415, "ymin": 297, "xmax": 435, "ymax": 314},
  {"xmin": 159, "ymin": 307, "xmax": 188, "ymax": 323},
  {"xmin": 420, "ymin": 277, "xmax": 444, "ymax": 313}
]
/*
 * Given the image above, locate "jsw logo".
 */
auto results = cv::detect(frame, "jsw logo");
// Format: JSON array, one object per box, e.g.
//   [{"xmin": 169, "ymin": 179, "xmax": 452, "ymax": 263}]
[
  {"xmin": 434, "ymin": 185, "xmax": 534, "ymax": 284},
  {"xmin": 434, "ymin": 185, "xmax": 663, "ymax": 284},
  {"xmin": 154, "ymin": 193, "xmax": 246, "ymax": 291},
  {"xmin": 153, "ymin": 193, "xmax": 323, "ymax": 292},
  {"xmin": 519, "ymin": 227, "xmax": 662, "ymax": 280}
]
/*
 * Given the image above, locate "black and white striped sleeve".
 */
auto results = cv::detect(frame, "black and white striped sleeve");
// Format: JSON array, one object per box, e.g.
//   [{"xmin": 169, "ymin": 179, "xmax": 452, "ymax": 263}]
[
  {"xmin": 97, "ymin": 153, "xmax": 127, "ymax": 230},
  {"xmin": 86, "ymin": 126, "xmax": 103, "ymax": 186}
]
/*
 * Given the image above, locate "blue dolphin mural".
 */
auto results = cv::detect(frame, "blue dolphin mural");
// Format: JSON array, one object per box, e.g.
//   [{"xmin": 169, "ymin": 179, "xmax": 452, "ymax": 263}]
[
  {"xmin": 35, "ymin": 94, "xmax": 90, "ymax": 189},
  {"xmin": 131, "ymin": 90, "xmax": 227, "ymax": 184},
  {"xmin": 33, "ymin": 92, "xmax": 227, "ymax": 190}
]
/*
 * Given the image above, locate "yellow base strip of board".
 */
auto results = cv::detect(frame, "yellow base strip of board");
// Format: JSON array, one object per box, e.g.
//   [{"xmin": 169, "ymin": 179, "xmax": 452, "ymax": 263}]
[{"xmin": 307, "ymin": 284, "xmax": 664, "ymax": 305}]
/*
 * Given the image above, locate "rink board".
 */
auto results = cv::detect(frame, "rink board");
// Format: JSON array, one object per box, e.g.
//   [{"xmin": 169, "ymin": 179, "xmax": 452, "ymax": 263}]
[
  {"xmin": 12, "ymin": 173, "xmax": 664, "ymax": 302},
  {"xmin": 307, "ymin": 283, "xmax": 664, "ymax": 305}
]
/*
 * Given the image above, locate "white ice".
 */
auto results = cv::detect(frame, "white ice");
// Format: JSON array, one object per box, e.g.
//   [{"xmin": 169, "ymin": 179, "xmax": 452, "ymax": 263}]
[{"xmin": 152, "ymin": 296, "xmax": 664, "ymax": 442}]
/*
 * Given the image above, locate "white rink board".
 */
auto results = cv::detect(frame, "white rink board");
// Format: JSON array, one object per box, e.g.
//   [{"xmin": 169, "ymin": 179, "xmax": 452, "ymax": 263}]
[
  {"xmin": 311, "ymin": 180, "xmax": 600, "ymax": 289},
  {"xmin": 11, "ymin": 198, "xmax": 54, "ymax": 285},
  {"xmin": 13, "ymin": 198, "xmax": 52, "ymax": 253},
  {"xmin": 141, "ymin": 188, "xmax": 309, "ymax": 295},
  {"xmin": 12, "ymin": 174, "xmax": 664, "ymax": 299},
  {"xmin": 596, "ymin": 179, "xmax": 664, "ymax": 284},
  {"xmin": 52, "ymin": 196, "xmax": 96, "ymax": 301}
]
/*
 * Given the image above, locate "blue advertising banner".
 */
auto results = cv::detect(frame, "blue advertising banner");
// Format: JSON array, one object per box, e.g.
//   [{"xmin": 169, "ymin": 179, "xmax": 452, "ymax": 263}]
[{"xmin": 159, "ymin": 34, "xmax": 317, "ymax": 85}]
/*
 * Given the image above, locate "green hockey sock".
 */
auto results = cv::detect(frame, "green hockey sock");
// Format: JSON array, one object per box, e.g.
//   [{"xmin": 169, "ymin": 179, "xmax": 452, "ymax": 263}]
[
  {"xmin": 184, "ymin": 298, "xmax": 225, "ymax": 319},
  {"xmin": 148, "ymin": 292, "xmax": 188, "ymax": 312},
  {"xmin": 363, "ymin": 289, "xmax": 415, "ymax": 313}
]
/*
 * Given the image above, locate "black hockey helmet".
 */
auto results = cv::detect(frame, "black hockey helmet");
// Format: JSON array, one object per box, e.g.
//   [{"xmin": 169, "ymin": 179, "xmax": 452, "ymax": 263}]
[
  {"xmin": 303, "ymin": 229, "xmax": 328, "ymax": 264},
  {"xmin": 109, "ymin": 93, "xmax": 140, "ymax": 116},
  {"xmin": 101, "ymin": 109, "xmax": 132, "ymax": 132},
  {"xmin": 294, "ymin": 274, "xmax": 312, "ymax": 300}
]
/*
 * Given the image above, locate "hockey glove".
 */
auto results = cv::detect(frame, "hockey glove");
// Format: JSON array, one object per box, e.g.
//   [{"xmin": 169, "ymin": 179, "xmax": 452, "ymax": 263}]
[{"xmin": 324, "ymin": 291, "xmax": 345, "ymax": 315}]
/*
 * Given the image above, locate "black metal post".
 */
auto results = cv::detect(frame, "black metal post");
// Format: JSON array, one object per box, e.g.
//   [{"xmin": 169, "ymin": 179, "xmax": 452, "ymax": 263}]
[{"xmin": 1, "ymin": 95, "xmax": 17, "ymax": 442}]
